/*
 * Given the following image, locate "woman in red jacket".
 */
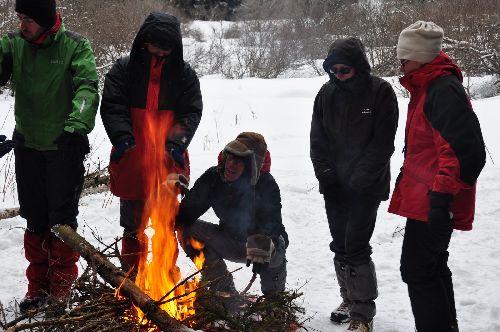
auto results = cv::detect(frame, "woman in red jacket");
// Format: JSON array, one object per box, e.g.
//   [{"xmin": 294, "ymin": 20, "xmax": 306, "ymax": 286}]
[{"xmin": 389, "ymin": 21, "xmax": 486, "ymax": 332}]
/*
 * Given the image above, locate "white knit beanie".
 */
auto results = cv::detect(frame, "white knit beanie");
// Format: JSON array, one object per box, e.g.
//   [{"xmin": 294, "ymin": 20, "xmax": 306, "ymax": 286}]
[{"xmin": 397, "ymin": 21, "xmax": 444, "ymax": 64}]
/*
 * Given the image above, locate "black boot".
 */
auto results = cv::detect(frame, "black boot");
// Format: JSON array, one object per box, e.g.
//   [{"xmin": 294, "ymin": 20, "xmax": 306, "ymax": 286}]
[
  {"xmin": 331, "ymin": 300, "xmax": 350, "ymax": 323},
  {"xmin": 19, "ymin": 295, "xmax": 47, "ymax": 313}
]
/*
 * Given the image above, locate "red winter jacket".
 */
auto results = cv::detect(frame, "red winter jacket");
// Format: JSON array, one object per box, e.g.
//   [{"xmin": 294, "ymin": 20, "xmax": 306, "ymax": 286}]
[
  {"xmin": 107, "ymin": 57, "xmax": 191, "ymax": 199},
  {"xmin": 388, "ymin": 52, "xmax": 485, "ymax": 230},
  {"xmin": 101, "ymin": 13, "xmax": 202, "ymax": 200}
]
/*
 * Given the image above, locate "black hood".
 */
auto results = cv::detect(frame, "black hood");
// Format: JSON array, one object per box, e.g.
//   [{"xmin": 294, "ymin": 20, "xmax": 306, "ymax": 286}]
[
  {"xmin": 323, "ymin": 37, "xmax": 371, "ymax": 81},
  {"xmin": 130, "ymin": 12, "xmax": 183, "ymax": 71}
]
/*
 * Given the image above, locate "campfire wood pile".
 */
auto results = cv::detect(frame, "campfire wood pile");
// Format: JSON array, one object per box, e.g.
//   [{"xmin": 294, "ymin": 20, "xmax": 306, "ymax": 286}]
[{"xmin": 0, "ymin": 225, "xmax": 307, "ymax": 332}]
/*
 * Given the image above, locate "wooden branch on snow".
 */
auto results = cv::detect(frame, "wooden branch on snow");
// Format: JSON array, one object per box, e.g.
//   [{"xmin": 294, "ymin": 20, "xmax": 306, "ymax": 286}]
[
  {"xmin": 51, "ymin": 224, "xmax": 191, "ymax": 332},
  {"xmin": 0, "ymin": 170, "xmax": 109, "ymax": 221}
]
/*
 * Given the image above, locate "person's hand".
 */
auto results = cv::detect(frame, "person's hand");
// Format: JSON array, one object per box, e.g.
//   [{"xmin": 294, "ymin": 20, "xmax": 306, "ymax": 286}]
[
  {"xmin": 163, "ymin": 173, "xmax": 189, "ymax": 196},
  {"xmin": 317, "ymin": 168, "xmax": 337, "ymax": 187},
  {"xmin": 110, "ymin": 137, "xmax": 135, "ymax": 163},
  {"xmin": 0, "ymin": 135, "xmax": 15, "ymax": 158},
  {"xmin": 54, "ymin": 131, "xmax": 90, "ymax": 160},
  {"xmin": 246, "ymin": 234, "xmax": 275, "ymax": 274},
  {"xmin": 166, "ymin": 142, "xmax": 185, "ymax": 167},
  {"xmin": 428, "ymin": 191, "xmax": 453, "ymax": 249}
]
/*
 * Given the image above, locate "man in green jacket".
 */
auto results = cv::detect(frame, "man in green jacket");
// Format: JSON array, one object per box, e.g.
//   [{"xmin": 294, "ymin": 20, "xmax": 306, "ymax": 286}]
[{"xmin": 0, "ymin": 0, "xmax": 99, "ymax": 312}]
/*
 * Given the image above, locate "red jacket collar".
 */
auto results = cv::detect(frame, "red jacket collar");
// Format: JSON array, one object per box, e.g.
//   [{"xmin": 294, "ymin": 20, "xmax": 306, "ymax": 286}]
[
  {"xmin": 33, "ymin": 11, "xmax": 62, "ymax": 45},
  {"xmin": 400, "ymin": 51, "xmax": 463, "ymax": 94}
]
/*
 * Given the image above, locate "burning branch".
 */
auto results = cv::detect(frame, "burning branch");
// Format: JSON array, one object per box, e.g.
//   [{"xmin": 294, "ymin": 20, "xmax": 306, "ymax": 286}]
[{"xmin": 50, "ymin": 224, "xmax": 191, "ymax": 332}]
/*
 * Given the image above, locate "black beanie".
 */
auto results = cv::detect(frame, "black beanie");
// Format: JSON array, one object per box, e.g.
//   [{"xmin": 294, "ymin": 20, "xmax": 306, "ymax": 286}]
[{"xmin": 15, "ymin": 0, "xmax": 56, "ymax": 29}]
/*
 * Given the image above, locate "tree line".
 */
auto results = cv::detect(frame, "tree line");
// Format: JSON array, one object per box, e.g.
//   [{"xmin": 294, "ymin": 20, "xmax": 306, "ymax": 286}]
[{"xmin": 0, "ymin": 0, "xmax": 498, "ymax": 94}]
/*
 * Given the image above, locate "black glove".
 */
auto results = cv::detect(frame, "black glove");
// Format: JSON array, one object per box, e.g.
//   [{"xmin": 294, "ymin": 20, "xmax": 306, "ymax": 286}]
[
  {"xmin": 246, "ymin": 234, "xmax": 275, "ymax": 274},
  {"xmin": 428, "ymin": 191, "xmax": 453, "ymax": 246},
  {"xmin": 54, "ymin": 131, "xmax": 90, "ymax": 160},
  {"xmin": 110, "ymin": 137, "xmax": 136, "ymax": 163},
  {"xmin": 317, "ymin": 168, "xmax": 337, "ymax": 187},
  {"xmin": 166, "ymin": 142, "xmax": 185, "ymax": 167},
  {"xmin": 0, "ymin": 135, "xmax": 15, "ymax": 158}
]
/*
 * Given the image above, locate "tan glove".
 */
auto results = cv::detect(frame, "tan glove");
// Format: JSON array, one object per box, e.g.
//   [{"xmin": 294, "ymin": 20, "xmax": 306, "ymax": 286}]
[{"xmin": 246, "ymin": 234, "xmax": 275, "ymax": 273}]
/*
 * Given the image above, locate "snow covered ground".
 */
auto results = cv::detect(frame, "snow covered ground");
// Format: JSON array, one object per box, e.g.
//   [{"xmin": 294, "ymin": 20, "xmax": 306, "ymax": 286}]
[{"xmin": 0, "ymin": 76, "xmax": 498, "ymax": 332}]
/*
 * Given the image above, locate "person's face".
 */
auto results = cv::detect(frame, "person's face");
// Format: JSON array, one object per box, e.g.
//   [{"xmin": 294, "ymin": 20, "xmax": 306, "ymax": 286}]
[
  {"xmin": 329, "ymin": 64, "xmax": 356, "ymax": 81},
  {"xmin": 17, "ymin": 13, "xmax": 45, "ymax": 42},
  {"xmin": 224, "ymin": 153, "xmax": 245, "ymax": 182},
  {"xmin": 145, "ymin": 42, "xmax": 173, "ymax": 58},
  {"xmin": 399, "ymin": 59, "xmax": 423, "ymax": 75}
]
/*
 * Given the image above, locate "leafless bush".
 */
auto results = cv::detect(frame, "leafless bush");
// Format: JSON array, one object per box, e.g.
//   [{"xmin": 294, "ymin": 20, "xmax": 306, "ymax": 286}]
[
  {"xmin": 196, "ymin": 20, "xmax": 305, "ymax": 78},
  {"xmin": 58, "ymin": 0, "xmax": 183, "ymax": 89},
  {"xmin": 182, "ymin": 24, "xmax": 206, "ymax": 42},
  {"xmin": 1, "ymin": 0, "xmax": 498, "ymax": 87},
  {"xmin": 223, "ymin": 23, "xmax": 241, "ymax": 39}
]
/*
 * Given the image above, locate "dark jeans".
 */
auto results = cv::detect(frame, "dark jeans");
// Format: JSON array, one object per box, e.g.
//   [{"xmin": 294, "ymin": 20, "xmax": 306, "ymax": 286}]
[
  {"xmin": 15, "ymin": 144, "xmax": 85, "ymax": 232},
  {"xmin": 323, "ymin": 186, "xmax": 381, "ymax": 322},
  {"xmin": 179, "ymin": 220, "xmax": 287, "ymax": 295},
  {"xmin": 401, "ymin": 218, "xmax": 456, "ymax": 332}
]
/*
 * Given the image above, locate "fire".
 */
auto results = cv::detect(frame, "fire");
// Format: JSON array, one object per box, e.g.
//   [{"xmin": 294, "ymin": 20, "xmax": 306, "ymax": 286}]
[{"xmin": 125, "ymin": 107, "xmax": 203, "ymax": 324}]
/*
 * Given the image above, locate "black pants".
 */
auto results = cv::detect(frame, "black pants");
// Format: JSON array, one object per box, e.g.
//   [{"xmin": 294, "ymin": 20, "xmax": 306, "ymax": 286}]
[
  {"xmin": 401, "ymin": 218, "xmax": 456, "ymax": 332},
  {"xmin": 15, "ymin": 144, "xmax": 85, "ymax": 232},
  {"xmin": 323, "ymin": 186, "xmax": 381, "ymax": 322},
  {"xmin": 179, "ymin": 220, "xmax": 287, "ymax": 295},
  {"xmin": 119, "ymin": 199, "xmax": 146, "ymax": 236}
]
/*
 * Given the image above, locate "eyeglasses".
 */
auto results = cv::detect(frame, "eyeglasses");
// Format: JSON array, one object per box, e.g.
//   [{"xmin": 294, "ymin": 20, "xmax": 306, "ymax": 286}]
[
  {"xmin": 226, "ymin": 153, "xmax": 244, "ymax": 163},
  {"xmin": 400, "ymin": 59, "xmax": 410, "ymax": 66},
  {"xmin": 329, "ymin": 67, "xmax": 353, "ymax": 75}
]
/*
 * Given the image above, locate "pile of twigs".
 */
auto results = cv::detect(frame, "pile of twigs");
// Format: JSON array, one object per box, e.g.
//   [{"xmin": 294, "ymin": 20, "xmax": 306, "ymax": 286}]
[
  {"xmin": 1, "ymin": 263, "xmax": 157, "ymax": 332},
  {"xmin": 186, "ymin": 289, "xmax": 307, "ymax": 332},
  {"xmin": 0, "ymin": 236, "xmax": 307, "ymax": 332}
]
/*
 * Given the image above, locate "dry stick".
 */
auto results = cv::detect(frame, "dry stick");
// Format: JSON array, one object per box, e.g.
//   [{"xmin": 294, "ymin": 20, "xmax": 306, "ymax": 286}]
[
  {"xmin": 5, "ymin": 308, "xmax": 117, "ymax": 332},
  {"xmin": 73, "ymin": 312, "xmax": 117, "ymax": 332},
  {"xmin": 156, "ymin": 267, "xmax": 243, "ymax": 306},
  {"xmin": 156, "ymin": 268, "xmax": 205, "ymax": 305},
  {"xmin": 51, "ymin": 224, "xmax": 191, "ymax": 332},
  {"xmin": 5, "ymin": 302, "xmax": 48, "ymax": 328},
  {"xmin": 241, "ymin": 272, "xmax": 258, "ymax": 294}
]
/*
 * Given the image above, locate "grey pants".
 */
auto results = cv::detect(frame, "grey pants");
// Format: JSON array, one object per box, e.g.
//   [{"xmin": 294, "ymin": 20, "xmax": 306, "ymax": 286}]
[
  {"xmin": 179, "ymin": 219, "xmax": 287, "ymax": 295},
  {"xmin": 324, "ymin": 187, "xmax": 380, "ymax": 322}
]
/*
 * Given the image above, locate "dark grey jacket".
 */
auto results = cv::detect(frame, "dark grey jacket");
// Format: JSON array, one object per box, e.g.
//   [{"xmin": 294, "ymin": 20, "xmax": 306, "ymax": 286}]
[
  {"xmin": 176, "ymin": 166, "xmax": 288, "ymax": 247},
  {"xmin": 311, "ymin": 38, "xmax": 399, "ymax": 200}
]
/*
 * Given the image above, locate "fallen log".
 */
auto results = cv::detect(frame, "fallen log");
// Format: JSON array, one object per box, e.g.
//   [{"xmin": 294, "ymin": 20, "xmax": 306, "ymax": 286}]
[{"xmin": 51, "ymin": 224, "xmax": 191, "ymax": 332}]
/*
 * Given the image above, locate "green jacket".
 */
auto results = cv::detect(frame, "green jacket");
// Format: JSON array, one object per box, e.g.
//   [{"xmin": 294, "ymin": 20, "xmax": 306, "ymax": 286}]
[{"xmin": 0, "ymin": 23, "xmax": 99, "ymax": 150}]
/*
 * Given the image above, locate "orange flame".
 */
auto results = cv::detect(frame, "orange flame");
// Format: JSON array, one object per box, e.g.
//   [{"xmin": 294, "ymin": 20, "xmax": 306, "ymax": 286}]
[{"xmin": 128, "ymin": 107, "xmax": 203, "ymax": 324}]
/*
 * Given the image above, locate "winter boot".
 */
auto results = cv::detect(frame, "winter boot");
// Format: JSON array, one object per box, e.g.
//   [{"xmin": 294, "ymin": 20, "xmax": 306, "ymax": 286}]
[
  {"xmin": 22, "ymin": 230, "xmax": 50, "ymax": 313},
  {"xmin": 48, "ymin": 233, "xmax": 79, "ymax": 301},
  {"xmin": 19, "ymin": 295, "xmax": 47, "ymax": 313},
  {"xmin": 331, "ymin": 301, "xmax": 350, "ymax": 324},
  {"xmin": 347, "ymin": 319, "xmax": 373, "ymax": 332}
]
